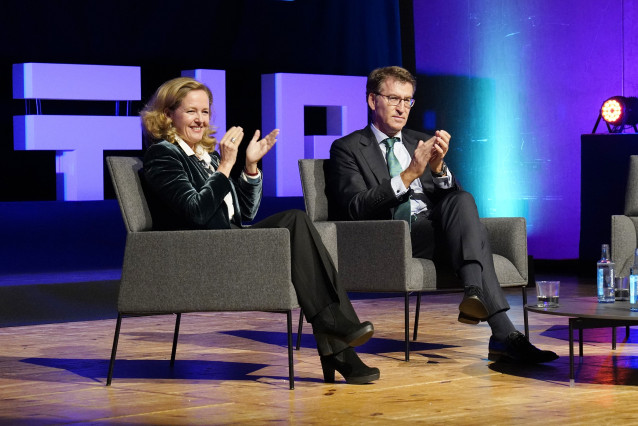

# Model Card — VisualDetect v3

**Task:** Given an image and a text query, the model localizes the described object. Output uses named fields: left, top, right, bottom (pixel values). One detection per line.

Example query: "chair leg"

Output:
left=627, top=325, right=631, bottom=340
left=287, top=310, right=295, bottom=390
left=522, top=286, right=529, bottom=338
left=404, top=293, right=410, bottom=362
left=170, top=313, right=181, bottom=366
left=296, top=309, right=304, bottom=350
left=612, top=327, right=617, bottom=350
left=106, top=313, right=123, bottom=386
left=412, top=292, right=421, bottom=342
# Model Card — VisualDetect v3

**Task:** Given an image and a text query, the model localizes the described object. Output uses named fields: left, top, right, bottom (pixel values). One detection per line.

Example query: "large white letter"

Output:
left=261, top=73, right=367, bottom=197
left=13, top=63, right=142, bottom=201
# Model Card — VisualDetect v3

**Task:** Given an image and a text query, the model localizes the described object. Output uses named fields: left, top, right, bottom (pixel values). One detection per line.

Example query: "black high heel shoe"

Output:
left=312, top=303, right=374, bottom=347
left=320, top=347, right=380, bottom=384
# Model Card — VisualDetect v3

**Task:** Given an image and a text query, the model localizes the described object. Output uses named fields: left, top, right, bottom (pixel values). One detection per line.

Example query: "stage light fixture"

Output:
left=592, top=96, right=638, bottom=133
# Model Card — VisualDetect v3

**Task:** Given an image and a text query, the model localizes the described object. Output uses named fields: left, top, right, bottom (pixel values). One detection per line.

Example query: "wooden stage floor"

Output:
left=1, top=274, right=637, bottom=424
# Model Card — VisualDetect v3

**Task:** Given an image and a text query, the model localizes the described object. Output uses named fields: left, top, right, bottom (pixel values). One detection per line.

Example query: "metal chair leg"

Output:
left=106, top=313, right=122, bottom=386
left=296, top=309, right=304, bottom=350
left=569, top=318, right=575, bottom=387
left=170, top=313, right=181, bottom=366
left=287, top=310, right=295, bottom=390
left=404, top=293, right=410, bottom=361
left=522, top=286, right=529, bottom=338
left=412, top=292, right=421, bottom=342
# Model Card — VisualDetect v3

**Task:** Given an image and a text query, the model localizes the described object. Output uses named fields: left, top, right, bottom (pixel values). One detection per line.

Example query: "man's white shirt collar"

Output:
left=371, top=124, right=403, bottom=145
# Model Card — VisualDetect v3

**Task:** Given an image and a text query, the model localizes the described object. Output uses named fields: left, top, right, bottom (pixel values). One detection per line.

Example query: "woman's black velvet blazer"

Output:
left=142, top=141, right=262, bottom=230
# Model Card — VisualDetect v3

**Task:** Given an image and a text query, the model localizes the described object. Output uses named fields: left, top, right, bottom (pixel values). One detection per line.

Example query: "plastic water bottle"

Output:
left=597, top=244, right=615, bottom=303
left=630, top=248, right=638, bottom=311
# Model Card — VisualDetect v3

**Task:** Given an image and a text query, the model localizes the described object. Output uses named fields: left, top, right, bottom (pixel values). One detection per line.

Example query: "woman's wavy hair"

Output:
left=141, top=77, right=217, bottom=151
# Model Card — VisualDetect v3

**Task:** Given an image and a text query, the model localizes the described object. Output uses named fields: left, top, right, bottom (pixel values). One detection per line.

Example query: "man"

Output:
left=328, top=66, right=557, bottom=364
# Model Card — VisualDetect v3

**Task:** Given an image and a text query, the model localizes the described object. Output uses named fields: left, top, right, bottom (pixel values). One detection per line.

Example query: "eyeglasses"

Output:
left=375, top=93, right=415, bottom=108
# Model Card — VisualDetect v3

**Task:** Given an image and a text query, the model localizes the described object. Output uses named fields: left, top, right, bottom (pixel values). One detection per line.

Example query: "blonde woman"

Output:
left=141, top=77, right=379, bottom=384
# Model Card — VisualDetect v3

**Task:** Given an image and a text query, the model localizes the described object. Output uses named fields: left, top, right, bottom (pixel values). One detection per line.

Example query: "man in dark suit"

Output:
left=328, top=66, right=557, bottom=364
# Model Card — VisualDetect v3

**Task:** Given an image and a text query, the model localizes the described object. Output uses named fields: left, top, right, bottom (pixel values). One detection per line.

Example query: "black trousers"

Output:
left=250, top=209, right=359, bottom=323
left=410, top=191, right=509, bottom=316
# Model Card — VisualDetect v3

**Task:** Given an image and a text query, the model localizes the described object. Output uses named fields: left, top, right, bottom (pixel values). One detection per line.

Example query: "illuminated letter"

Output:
left=13, top=63, right=142, bottom=201
left=261, top=73, right=367, bottom=197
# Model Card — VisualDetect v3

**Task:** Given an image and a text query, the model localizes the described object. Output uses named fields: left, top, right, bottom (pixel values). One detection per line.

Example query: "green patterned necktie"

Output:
left=382, top=137, right=411, bottom=224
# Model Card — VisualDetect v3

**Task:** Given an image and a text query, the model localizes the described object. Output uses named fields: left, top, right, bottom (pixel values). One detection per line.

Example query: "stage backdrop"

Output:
left=0, top=0, right=402, bottom=279
left=412, top=0, right=638, bottom=259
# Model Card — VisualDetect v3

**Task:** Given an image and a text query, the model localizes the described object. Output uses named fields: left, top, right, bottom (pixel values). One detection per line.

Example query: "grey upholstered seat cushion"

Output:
left=106, top=156, right=299, bottom=314
left=612, top=215, right=638, bottom=276
left=298, top=159, right=528, bottom=292
left=119, top=229, right=298, bottom=313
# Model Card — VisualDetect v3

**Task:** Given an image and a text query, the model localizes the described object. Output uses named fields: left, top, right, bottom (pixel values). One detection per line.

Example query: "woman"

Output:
left=141, top=77, right=379, bottom=384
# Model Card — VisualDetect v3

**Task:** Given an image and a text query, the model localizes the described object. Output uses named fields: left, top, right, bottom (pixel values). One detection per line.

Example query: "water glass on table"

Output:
left=615, top=276, right=629, bottom=301
left=536, top=281, right=560, bottom=308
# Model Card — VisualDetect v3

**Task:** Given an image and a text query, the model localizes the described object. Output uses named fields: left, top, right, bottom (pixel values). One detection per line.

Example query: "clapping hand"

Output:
left=429, top=130, right=451, bottom=171
left=245, top=129, right=279, bottom=173
left=217, top=126, right=245, bottom=177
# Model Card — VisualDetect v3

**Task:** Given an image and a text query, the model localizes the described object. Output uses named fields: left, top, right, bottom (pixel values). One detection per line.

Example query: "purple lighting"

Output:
left=12, top=63, right=141, bottom=100
left=13, top=115, right=141, bottom=200
left=261, top=73, right=367, bottom=197
left=12, top=63, right=142, bottom=201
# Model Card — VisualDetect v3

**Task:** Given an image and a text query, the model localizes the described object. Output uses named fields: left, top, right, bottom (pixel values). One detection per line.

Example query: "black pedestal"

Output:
left=580, top=134, right=638, bottom=269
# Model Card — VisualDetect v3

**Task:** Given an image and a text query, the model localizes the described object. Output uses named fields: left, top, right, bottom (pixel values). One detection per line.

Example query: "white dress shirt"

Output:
left=370, top=124, right=452, bottom=215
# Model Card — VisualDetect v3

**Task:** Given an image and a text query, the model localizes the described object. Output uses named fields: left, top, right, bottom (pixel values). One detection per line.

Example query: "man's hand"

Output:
left=400, top=138, right=434, bottom=188
left=429, top=130, right=451, bottom=173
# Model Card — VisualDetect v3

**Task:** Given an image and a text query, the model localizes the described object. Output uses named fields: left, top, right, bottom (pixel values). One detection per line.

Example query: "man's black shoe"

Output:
left=488, top=331, right=559, bottom=364
left=458, top=286, right=489, bottom=322
left=457, top=312, right=480, bottom=325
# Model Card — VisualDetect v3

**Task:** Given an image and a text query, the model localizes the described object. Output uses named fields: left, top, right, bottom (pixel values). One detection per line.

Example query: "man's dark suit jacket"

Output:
left=143, top=140, right=261, bottom=230
left=328, top=125, right=461, bottom=221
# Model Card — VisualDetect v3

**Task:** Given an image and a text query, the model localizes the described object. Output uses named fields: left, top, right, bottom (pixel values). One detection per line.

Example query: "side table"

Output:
left=526, top=298, right=638, bottom=386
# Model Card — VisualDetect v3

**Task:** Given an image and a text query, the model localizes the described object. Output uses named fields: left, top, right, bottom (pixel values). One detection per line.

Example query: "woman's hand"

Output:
left=245, top=129, right=279, bottom=174
left=217, top=126, right=245, bottom=177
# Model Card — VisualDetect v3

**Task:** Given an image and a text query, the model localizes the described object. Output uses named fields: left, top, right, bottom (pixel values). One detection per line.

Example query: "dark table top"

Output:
left=526, top=298, right=638, bottom=321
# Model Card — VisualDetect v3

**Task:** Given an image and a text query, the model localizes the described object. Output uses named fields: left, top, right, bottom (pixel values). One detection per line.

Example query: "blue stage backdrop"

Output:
left=2, top=0, right=637, bottom=282
left=412, top=0, right=638, bottom=259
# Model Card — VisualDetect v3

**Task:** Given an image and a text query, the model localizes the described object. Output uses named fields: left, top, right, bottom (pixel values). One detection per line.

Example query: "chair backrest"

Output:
left=625, top=155, right=638, bottom=216
left=106, top=156, right=153, bottom=233
left=298, top=159, right=330, bottom=221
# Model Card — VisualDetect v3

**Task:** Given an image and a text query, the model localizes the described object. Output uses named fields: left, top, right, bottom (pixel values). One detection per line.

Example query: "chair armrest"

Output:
left=480, top=217, right=528, bottom=282
left=119, top=228, right=297, bottom=313
left=612, top=215, right=638, bottom=276
left=333, top=220, right=412, bottom=291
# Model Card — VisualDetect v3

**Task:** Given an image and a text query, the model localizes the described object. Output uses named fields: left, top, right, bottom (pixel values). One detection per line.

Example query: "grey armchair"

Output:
left=612, top=155, right=638, bottom=276
left=106, top=156, right=299, bottom=389
left=298, top=159, right=530, bottom=361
